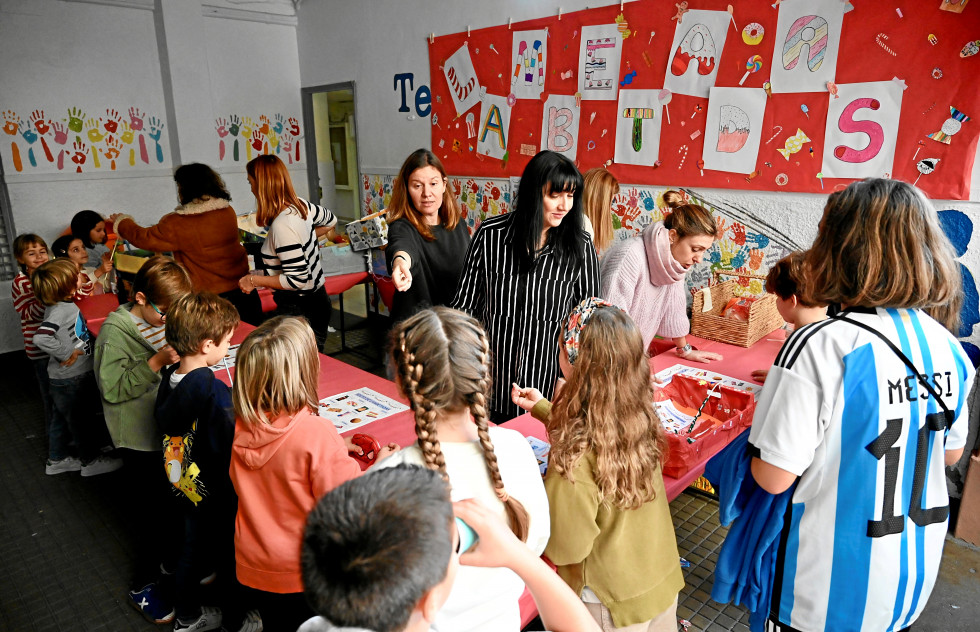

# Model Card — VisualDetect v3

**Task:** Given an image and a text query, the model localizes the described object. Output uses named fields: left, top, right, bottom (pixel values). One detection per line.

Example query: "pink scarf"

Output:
left=642, top=222, right=687, bottom=287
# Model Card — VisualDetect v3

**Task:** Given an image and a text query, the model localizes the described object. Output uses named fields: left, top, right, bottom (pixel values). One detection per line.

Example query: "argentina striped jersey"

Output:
left=748, top=307, right=975, bottom=632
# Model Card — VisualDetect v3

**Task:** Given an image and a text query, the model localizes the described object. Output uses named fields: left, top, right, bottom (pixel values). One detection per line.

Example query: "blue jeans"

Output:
left=48, top=371, right=109, bottom=463
left=32, top=358, right=55, bottom=441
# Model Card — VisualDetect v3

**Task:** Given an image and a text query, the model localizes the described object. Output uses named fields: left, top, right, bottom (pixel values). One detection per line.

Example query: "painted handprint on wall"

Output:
left=0, top=105, right=167, bottom=172
left=213, top=112, right=303, bottom=162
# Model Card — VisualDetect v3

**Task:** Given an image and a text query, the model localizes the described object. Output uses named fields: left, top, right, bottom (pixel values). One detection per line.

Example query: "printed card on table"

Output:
left=525, top=436, right=551, bottom=477
left=317, top=387, right=409, bottom=432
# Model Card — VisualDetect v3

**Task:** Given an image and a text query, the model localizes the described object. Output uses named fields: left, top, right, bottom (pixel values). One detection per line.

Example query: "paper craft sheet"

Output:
left=443, top=43, right=482, bottom=116
left=317, top=387, right=409, bottom=432
left=821, top=81, right=903, bottom=179
left=511, top=30, right=547, bottom=100
left=702, top=87, right=767, bottom=174
left=578, top=24, right=623, bottom=101
left=663, top=9, right=731, bottom=98
left=654, top=364, right=761, bottom=399
left=477, top=94, right=511, bottom=159
left=769, top=0, right=844, bottom=94
left=540, top=94, right=579, bottom=161
left=209, top=344, right=240, bottom=381
left=525, top=436, right=550, bottom=476
left=614, top=90, right=663, bottom=166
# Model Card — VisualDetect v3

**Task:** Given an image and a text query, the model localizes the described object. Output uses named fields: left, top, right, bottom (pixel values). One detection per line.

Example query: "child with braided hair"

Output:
left=379, top=306, right=550, bottom=632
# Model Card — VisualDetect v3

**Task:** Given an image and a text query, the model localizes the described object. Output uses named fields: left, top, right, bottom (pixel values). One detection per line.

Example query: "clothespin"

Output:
left=467, top=25, right=471, bottom=37
left=621, top=0, right=625, bottom=10
left=558, top=7, right=563, bottom=20
left=429, top=33, right=435, bottom=44
left=508, top=17, right=512, bottom=30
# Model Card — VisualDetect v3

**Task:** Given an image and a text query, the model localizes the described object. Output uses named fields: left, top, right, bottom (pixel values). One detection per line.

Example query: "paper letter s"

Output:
left=834, top=98, right=883, bottom=163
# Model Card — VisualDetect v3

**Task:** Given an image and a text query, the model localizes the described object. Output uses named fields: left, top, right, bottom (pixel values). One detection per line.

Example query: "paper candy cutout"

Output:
left=914, top=157, right=940, bottom=186
left=777, top=128, right=811, bottom=159
left=961, top=40, right=980, bottom=58
left=928, top=107, right=970, bottom=144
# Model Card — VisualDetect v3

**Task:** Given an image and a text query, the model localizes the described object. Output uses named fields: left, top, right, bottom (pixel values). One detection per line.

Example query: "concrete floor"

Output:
left=2, top=295, right=979, bottom=631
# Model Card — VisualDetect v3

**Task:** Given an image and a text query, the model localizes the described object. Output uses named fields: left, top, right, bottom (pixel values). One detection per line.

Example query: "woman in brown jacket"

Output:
left=109, top=163, right=261, bottom=324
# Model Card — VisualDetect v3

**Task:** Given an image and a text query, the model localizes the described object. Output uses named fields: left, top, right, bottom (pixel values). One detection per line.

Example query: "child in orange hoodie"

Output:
left=229, top=316, right=397, bottom=631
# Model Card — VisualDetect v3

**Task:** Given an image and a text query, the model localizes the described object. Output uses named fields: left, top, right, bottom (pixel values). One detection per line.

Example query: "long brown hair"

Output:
left=247, top=155, right=305, bottom=227
left=390, top=307, right=530, bottom=541
left=549, top=306, right=668, bottom=510
left=805, top=178, right=961, bottom=332
left=387, top=149, right=461, bottom=241
left=582, top=168, right=618, bottom=254
left=662, top=189, right=720, bottom=239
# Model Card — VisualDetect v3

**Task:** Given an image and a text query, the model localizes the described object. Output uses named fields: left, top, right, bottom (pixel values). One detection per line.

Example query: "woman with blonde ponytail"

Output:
left=380, top=306, right=550, bottom=632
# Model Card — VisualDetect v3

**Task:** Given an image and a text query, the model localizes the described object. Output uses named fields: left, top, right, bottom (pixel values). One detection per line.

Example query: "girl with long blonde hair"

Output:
left=381, top=306, right=550, bottom=632
left=581, top=168, right=619, bottom=256
left=237, top=155, right=340, bottom=347
left=513, top=298, right=683, bottom=632
left=230, top=316, right=396, bottom=631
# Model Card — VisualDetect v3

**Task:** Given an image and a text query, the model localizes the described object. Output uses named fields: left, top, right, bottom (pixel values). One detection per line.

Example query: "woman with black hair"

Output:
left=452, top=150, right=600, bottom=422
left=108, top=163, right=261, bottom=324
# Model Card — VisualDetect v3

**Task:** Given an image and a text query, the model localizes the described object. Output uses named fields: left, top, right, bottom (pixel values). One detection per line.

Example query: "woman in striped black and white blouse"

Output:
left=452, top=151, right=600, bottom=423
left=238, top=155, right=339, bottom=348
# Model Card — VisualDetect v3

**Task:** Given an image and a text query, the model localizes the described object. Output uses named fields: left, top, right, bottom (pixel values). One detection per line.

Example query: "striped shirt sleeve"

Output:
left=301, top=198, right=338, bottom=230
left=576, top=238, right=601, bottom=303
left=261, top=209, right=324, bottom=292
left=451, top=223, right=488, bottom=319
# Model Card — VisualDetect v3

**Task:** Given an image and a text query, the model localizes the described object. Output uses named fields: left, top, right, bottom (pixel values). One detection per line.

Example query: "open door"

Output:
left=301, top=82, right=361, bottom=223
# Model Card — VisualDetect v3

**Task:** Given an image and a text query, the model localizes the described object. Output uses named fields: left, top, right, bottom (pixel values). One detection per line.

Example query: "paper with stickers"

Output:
left=317, top=387, right=409, bottom=432
left=663, top=9, right=731, bottom=98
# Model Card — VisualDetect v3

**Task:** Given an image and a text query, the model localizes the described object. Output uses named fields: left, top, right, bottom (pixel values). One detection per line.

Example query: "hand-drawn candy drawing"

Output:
left=928, top=106, right=970, bottom=144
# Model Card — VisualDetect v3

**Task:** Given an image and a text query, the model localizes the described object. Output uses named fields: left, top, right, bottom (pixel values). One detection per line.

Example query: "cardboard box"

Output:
left=345, top=210, right=388, bottom=251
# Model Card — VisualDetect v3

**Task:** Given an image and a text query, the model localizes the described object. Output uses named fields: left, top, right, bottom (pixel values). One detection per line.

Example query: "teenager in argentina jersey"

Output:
left=452, top=151, right=600, bottom=422
left=747, top=179, right=975, bottom=632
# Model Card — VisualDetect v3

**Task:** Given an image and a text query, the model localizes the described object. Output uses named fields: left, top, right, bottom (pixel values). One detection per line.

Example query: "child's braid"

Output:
left=397, top=330, right=449, bottom=481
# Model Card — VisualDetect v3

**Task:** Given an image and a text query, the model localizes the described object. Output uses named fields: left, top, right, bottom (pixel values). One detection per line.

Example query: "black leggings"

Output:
left=272, top=286, right=332, bottom=349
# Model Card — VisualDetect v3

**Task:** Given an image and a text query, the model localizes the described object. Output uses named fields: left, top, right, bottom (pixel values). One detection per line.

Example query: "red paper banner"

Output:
left=428, top=0, right=980, bottom=199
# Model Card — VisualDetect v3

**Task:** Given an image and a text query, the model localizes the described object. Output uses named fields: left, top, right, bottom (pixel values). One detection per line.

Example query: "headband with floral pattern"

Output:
left=563, top=297, right=622, bottom=365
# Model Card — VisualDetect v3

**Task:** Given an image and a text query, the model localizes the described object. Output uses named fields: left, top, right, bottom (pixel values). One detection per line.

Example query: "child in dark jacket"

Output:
left=155, top=292, right=258, bottom=632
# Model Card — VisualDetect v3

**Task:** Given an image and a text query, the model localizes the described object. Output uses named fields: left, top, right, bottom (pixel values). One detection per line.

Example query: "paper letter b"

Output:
left=547, top=106, right=574, bottom=152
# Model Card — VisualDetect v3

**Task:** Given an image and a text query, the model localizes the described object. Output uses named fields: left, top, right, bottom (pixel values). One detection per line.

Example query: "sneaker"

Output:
left=128, top=583, right=175, bottom=624
left=81, top=454, right=123, bottom=477
left=45, top=456, right=82, bottom=475
left=174, top=606, right=222, bottom=631
left=234, top=610, right=263, bottom=632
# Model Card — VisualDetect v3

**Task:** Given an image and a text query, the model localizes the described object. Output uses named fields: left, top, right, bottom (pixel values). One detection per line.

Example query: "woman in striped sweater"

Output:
left=452, top=150, right=600, bottom=422
left=238, top=155, right=339, bottom=348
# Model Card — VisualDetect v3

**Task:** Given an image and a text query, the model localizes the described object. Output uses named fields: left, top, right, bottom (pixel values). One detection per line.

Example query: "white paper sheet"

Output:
left=663, top=9, right=731, bottom=98
left=540, top=94, right=579, bottom=161
left=443, top=43, right=482, bottom=116
left=769, top=0, right=844, bottom=94
left=476, top=94, right=511, bottom=159
left=511, top=30, right=547, bottom=100
left=578, top=24, right=623, bottom=101
left=820, top=81, right=903, bottom=179
left=614, top=89, right=663, bottom=166
left=702, top=87, right=768, bottom=174
left=317, top=387, right=409, bottom=432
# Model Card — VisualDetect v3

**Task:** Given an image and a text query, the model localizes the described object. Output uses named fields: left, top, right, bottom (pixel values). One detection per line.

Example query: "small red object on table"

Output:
left=348, top=433, right=382, bottom=466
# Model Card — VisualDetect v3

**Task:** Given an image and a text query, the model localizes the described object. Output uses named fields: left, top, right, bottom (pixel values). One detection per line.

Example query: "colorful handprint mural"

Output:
left=215, top=113, right=302, bottom=163
left=1, top=106, right=166, bottom=173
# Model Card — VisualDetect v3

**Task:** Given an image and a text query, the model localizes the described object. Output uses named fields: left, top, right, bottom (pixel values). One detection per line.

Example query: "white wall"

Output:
left=0, top=0, right=304, bottom=352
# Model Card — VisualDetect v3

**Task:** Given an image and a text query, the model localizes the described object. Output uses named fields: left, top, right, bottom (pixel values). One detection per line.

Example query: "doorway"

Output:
left=302, top=82, right=361, bottom=223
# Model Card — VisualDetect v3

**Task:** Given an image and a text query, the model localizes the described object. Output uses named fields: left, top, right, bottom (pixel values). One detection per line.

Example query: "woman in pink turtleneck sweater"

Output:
left=600, top=192, right=723, bottom=363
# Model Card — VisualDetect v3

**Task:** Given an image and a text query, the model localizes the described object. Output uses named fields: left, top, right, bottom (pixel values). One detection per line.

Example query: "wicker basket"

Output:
left=690, top=271, right=785, bottom=347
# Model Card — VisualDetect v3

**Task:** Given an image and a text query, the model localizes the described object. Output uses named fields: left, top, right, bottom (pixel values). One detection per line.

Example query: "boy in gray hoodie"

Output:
left=32, top=258, right=121, bottom=476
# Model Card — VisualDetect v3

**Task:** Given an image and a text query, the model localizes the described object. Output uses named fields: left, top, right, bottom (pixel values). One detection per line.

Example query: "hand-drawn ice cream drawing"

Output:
left=702, top=87, right=767, bottom=174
